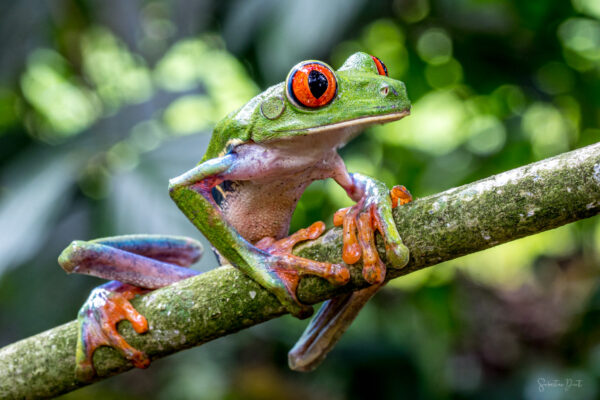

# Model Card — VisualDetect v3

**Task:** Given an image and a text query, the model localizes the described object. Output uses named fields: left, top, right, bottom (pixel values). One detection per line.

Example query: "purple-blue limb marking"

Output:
left=59, top=234, right=202, bottom=289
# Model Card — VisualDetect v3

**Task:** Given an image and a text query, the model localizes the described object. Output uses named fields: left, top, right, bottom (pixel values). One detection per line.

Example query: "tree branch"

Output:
left=2, top=143, right=600, bottom=399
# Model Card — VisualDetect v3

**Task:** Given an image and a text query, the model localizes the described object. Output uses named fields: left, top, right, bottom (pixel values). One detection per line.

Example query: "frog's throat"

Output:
left=278, top=109, right=410, bottom=135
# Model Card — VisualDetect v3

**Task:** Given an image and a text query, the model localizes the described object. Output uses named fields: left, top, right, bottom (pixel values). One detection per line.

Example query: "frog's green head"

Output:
left=207, top=52, right=410, bottom=157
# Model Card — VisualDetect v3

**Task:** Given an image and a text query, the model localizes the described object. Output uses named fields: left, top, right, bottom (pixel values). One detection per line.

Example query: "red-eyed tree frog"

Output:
left=58, top=52, right=413, bottom=380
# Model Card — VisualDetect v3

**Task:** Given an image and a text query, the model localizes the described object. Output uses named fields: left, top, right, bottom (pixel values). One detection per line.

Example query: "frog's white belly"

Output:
left=213, top=120, right=382, bottom=243
left=215, top=132, right=354, bottom=242
left=218, top=159, right=340, bottom=242
left=217, top=177, right=310, bottom=242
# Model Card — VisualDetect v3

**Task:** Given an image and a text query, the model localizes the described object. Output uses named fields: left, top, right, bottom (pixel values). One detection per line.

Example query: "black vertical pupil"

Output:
left=308, top=69, right=328, bottom=99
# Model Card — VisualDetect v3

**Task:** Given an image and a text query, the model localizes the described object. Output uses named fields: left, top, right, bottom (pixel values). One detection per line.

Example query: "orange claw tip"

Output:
left=131, top=354, right=151, bottom=369
left=336, top=265, right=351, bottom=284
left=342, top=243, right=362, bottom=265
left=306, top=221, right=326, bottom=239
left=333, top=213, right=344, bottom=227
left=390, top=185, right=413, bottom=208
left=326, top=263, right=351, bottom=285
left=362, top=263, right=386, bottom=285
left=333, top=207, right=351, bottom=226
left=131, top=315, right=149, bottom=334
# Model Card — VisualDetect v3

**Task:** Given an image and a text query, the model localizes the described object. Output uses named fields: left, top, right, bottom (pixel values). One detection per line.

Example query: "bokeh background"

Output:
left=1, top=0, right=600, bottom=399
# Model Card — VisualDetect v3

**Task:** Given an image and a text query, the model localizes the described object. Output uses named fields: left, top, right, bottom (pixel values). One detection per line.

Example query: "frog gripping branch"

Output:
left=58, top=52, right=413, bottom=379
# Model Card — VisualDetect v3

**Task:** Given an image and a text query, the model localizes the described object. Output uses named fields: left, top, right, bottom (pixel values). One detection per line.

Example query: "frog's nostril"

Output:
left=380, top=85, right=389, bottom=96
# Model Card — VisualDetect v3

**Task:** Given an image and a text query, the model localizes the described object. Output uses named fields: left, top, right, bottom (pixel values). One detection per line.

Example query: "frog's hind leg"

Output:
left=288, top=284, right=381, bottom=372
left=60, top=235, right=202, bottom=288
left=58, top=234, right=202, bottom=381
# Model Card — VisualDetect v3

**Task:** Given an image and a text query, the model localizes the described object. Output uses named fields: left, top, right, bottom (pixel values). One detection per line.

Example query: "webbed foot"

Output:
left=334, top=181, right=412, bottom=284
left=75, top=281, right=150, bottom=381
left=255, top=221, right=350, bottom=319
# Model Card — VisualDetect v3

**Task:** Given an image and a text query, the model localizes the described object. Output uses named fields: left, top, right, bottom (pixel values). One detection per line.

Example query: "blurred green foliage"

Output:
left=1, top=0, right=600, bottom=399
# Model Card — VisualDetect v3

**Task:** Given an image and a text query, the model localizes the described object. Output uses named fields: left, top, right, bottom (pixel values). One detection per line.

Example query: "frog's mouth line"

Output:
left=282, top=109, right=410, bottom=135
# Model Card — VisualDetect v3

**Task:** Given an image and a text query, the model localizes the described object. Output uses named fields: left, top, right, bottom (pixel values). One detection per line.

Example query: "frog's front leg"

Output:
left=168, top=154, right=350, bottom=319
left=289, top=161, right=412, bottom=371
left=333, top=172, right=412, bottom=282
left=58, top=235, right=202, bottom=380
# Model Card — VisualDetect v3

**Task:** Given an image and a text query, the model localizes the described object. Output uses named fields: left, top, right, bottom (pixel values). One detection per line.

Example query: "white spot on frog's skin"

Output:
left=249, top=290, right=257, bottom=299
left=567, top=187, right=572, bottom=193
left=593, top=163, right=600, bottom=184
left=481, top=232, right=491, bottom=241
left=526, top=209, right=536, bottom=217
left=90, top=295, right=107, bottom=309
left=587, top=202, right=597, bottom=210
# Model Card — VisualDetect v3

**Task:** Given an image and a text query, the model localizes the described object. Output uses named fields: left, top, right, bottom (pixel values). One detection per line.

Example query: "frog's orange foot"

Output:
left=334, top=185, right=412, bottom=284
left=334, top=200, right=386, bottom=284
left=256, top=221, right=350, bottom=316
left=75, top=282, right=150, bottom=381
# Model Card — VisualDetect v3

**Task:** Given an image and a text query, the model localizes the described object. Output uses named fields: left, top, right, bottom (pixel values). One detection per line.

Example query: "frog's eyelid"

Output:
left=370, top=55, right=388, bottom=76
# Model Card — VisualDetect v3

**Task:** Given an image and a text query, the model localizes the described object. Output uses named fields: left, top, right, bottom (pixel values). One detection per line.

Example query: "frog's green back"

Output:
left=201, top=85, right=281, bottom=162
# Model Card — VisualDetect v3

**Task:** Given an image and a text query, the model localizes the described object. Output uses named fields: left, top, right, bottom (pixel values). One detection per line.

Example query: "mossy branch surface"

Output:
left=2, top=143, right=600, bottom=399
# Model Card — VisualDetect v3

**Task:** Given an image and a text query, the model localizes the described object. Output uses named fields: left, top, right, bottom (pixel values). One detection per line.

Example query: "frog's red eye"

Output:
left=371, top=55, right=388, bottom=76
left=286, top=61, right=337, bottom=108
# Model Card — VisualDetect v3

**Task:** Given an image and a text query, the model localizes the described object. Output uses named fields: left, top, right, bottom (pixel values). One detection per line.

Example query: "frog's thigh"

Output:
left=91, top=234, right=203, bottom=267
left=288, top=284, right=382, bottom=372
left=59, top=236, right=200, bottom=289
